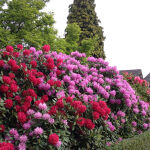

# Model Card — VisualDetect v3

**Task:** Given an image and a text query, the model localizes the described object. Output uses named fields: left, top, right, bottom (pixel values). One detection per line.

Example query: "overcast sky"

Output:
left=43, top=0, right=150, bottom=78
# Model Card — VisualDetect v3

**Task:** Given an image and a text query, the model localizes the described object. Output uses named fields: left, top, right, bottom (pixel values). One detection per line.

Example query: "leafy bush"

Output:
left=0, top=45, right=150, bottom=149
left=122, top=72, right=150, bottom=103
left=0, top=0, right=57, bottom=49
left=106, top=131, right=150, bottom=150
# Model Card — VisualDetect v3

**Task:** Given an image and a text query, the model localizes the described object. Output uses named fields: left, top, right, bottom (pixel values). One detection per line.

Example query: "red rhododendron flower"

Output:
left=22, top=102, right=31, bottom=112
left=11, top=79, right=17, bottom=84
left=23, top=89, right=37, bottom=99
left=0, top=85, right=9, bottom=93
left=0, top=125, right=5, bottom=132
left=105, top=107, right=111, bottom=114
left=17, top=112, right=27, bottom=124
left=48, top=133, right=59, bottom=145
left=47, top=57, right=54, bottom=63
left=77, top=105, right=86, bottom=114
left=48, top=106, right=58, bottom=115
left=6, top=45, right=13, bottom=53
left=30, top=60, right=37, bottom=68
left=66, top=97, right=73, bottom=103
left=99, top=101, right=107, bottom=108
left=6, top=92, right=13, bottom=98
left=37, top=72, right=44, bottom=77
left=28, top=75, right=38, bottom=86
left=23, top=49, right=31, bottom=56
left=9, top=84, right=18, bottom=92
left=54, top=80, right=62, bottom=87
left=98, top=108, right=106, bottom=117
left=72, top=101, right=82, bottom=109
left=56, top=70, right=62, bottom=76
left=0, top=60, right=4, bottom=67
left=9, top=73, right=15, bottom=79
left=25, top=96, right=32, bottom=103
left=56, top=98, right=64, bottom=108
left=20, top=63, right=27, bottom=69
left=57, top=58, right=63, bottom=66
left=42, top=95, right=48, bottom=102
left=3, top=51, right=10, bottom=57
left=8, top=59, right=16, bottom=66
left=47, top=80, right=55, bottom=86
left=36, top=78, right=41, bottom=85
left=42, top=45, right=50, bottom=52
left=91, top=101, right=100, bottom=112
left=13, top=52, right=20, bottom=57
left=15, top=105, right=21, bottom=112
left=47, top=63, right=55, bottom=70
left=17, top=44, right=23, bottom=50
left=11, top=64, right=20, bottom=72
left=103, top=115, right=109, bottom=120
left=76, top=117, right=85, bottom=127
left=34, top=100, right=43, bottom=106
left=4, top=99, right=13, bottom=109
left=93, top=111, right=100, bottom=120
left=44, top=58, right=55, bottom=69
left=85, top=119, right=95, bottom=130
left=0, top=142, right=14, bottom=150
left=2, top=76, right=11, bottom=84
left=14, top=96, right=21, bottom=102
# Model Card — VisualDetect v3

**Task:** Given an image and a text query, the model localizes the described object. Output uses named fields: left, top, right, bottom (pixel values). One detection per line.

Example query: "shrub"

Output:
left=0, top=44, right=150, bottom=149
left=105, top=131, right=150, bottom=150
left=122, top=72, right=150, bottom=103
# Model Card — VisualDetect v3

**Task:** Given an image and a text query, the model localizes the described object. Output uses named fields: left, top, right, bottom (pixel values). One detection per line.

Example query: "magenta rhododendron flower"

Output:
left=34, top=127, right=43, bottom=135
left=19, top=135, right=28, bottom=143
left=132, top=121, right=137, bottom=127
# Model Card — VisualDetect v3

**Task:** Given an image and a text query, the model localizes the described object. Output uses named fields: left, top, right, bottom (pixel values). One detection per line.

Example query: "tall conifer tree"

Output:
left=67, top=0, right=105, bottom=59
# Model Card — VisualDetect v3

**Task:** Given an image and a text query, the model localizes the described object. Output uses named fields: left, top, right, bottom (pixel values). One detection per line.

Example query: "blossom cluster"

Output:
left=0, top=142, right=14, bottom=150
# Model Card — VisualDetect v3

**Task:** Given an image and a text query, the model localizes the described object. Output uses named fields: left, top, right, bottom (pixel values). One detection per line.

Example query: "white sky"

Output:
left=43, top=0, right=150, bottom=78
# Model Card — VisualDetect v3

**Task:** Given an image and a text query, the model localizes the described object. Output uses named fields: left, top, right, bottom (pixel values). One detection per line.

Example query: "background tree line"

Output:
left=0, top=0, right=105, bottom=59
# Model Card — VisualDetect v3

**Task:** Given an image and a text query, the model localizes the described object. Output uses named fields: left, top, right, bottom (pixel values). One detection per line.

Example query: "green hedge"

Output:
left=104, top=131, right=150, bottom=150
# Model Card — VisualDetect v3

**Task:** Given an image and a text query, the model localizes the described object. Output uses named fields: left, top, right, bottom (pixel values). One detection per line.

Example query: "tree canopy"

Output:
left=0, top=0, right=56, bottom=49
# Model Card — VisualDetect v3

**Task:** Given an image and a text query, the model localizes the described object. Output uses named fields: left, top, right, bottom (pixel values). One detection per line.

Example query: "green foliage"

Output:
left=0, top=27, right=16, bottom=46
left=62, top=23, right=95, bottom=56
left=53, top=37, right=67, bottom=53
left=105, top=131, right=150, bottom=150
left=0, top=0, right=56, bottom=49
left=67, top=0, right=105, bottom=59
left=64, top=23, right=80, bottom=54
left=79, top=38, right=94, bottom=56
left=65, top=23, right=81, bottom=44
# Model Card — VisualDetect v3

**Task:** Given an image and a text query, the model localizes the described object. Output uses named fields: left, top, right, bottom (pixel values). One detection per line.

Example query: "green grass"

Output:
left=104, top=131, right=150, bottom=150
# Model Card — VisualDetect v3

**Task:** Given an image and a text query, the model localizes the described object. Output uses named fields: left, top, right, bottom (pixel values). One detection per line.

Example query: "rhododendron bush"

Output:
left=0, top=45, right=150, bottom=149
left=122, top=72, right=150, bottom=104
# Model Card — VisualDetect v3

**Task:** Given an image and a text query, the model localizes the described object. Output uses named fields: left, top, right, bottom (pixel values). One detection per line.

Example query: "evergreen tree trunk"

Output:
left=67, top=0, right=106, bottom=59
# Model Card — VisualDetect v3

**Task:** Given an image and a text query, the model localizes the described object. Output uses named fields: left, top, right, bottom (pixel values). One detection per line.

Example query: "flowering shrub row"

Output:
left=122, top=72, right=150, bottom=104
left=0, top=45, right=150, bottom=149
